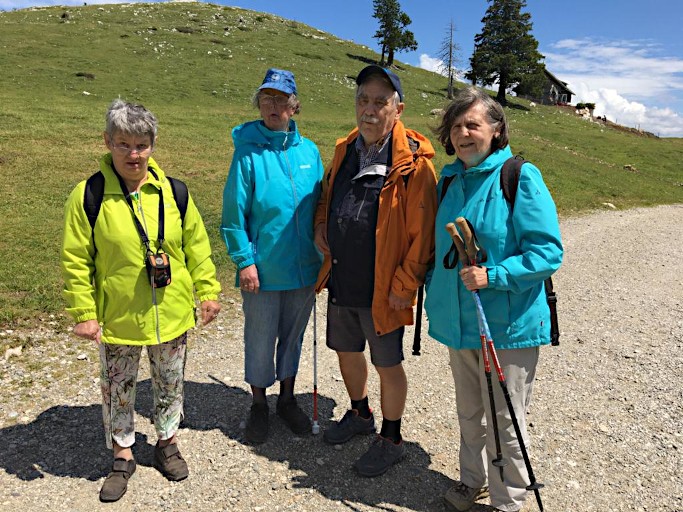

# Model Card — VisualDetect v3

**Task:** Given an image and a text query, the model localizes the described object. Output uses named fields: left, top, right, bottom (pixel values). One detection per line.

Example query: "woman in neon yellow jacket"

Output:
left=61, top=99, right=221, bottom=503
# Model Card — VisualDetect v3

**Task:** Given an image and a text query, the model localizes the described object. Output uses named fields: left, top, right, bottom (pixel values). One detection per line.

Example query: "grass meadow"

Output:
left=0, top=2, right=681, bottom=330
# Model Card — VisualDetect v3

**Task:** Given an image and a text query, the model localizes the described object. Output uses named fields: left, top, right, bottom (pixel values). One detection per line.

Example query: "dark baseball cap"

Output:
left=356, top=65, right=404, bottom=102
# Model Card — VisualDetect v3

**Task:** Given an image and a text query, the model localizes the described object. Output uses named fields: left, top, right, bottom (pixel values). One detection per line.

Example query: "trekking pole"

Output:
left=412, top=285, right=424, bottom=355
left=311, top=295, right=320, bottom=435
left=455, top=217, right=544, bottom=511
left=446, top=222, right=507, bottom=482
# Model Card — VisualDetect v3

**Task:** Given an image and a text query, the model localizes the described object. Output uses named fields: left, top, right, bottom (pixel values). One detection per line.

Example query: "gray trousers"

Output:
left=448, top=346, right=539, bottom=512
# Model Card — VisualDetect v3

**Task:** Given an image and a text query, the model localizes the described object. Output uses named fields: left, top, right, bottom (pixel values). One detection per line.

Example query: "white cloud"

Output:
left=568, top=83, right=683, bottom=137
left=419, top=53, right=470, bottom=85
left=545, top=38, right=683, bottom=137
left=419, top=53, right=443, bottom=73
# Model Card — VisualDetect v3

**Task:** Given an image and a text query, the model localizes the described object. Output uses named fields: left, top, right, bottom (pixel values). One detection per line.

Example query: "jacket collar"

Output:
left=341, top=120, right=435, bottom=179
left=440, top=145, right=514, bottom=178
left=232, top=119, right=301, bottom=150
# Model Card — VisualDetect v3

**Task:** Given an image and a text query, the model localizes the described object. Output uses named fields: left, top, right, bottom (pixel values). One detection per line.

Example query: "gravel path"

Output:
left=0, top=204, right=681, bottom=512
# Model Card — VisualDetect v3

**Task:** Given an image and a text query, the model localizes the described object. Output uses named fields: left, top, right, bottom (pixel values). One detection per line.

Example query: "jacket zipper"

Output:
left=135, top=193, right=162, bottom=344
left=283, top=133, right=304, bottom=285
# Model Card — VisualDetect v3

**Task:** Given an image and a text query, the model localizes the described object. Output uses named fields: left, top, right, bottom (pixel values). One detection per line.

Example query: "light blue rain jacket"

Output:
left=425, top=146, right=563, bottom=350
left=221, top=119, right=323, bottom=290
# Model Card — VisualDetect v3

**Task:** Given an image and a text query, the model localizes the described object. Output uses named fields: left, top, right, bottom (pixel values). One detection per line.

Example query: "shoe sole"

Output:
left=153, top=461, right=189, bottom=482
left=99, top=489, right=127, bottom=503
left=354, top=451, right=406, bottom=478
left=276, top=412, right=311, bottom=436
left=443, top=489, right=490, bottom=511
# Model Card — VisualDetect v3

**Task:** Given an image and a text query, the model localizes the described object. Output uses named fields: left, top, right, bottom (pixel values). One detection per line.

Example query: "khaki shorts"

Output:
left=326, top=303, right=404, bottom=367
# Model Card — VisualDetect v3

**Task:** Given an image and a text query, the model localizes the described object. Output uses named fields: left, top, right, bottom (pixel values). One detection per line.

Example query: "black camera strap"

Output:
left=113, top=167, right=165, bottom=253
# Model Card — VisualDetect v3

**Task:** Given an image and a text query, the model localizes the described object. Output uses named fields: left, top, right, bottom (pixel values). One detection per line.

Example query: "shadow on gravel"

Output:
left=254, top=436, right=453, bottom=512
left=138, top=376, right=454, bottom=510
left=1, top=377, right=453, bottom=510
left=0, top=404, right=150, bottom=481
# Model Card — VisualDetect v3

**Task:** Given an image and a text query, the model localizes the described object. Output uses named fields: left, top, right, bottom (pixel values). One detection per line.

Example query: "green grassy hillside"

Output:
left=0, top=2, right=681, bottom=327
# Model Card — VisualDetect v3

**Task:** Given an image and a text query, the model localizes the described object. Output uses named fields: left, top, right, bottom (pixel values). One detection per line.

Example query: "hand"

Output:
left=239, top=264, right=260, bottom=294
left=388, top=291, right=412, bottom=311
left=314, top=224, right=330, bottom=255
left=459, top=265, right=489, bottom=291
left=73, top=319, right=101, bottom=345
left=200, top=300, right=221, bottom=326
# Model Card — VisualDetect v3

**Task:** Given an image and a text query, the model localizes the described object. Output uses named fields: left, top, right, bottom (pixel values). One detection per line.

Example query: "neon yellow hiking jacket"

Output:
left=61, top=154, right=221, bottom=345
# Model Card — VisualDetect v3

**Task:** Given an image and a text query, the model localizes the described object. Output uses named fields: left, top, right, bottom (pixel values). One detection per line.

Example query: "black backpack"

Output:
left=439, top=156, right=560, bottom=346
left=83, top=170, right=189, bottom=233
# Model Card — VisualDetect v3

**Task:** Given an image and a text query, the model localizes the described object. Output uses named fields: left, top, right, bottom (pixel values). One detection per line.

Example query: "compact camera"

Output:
left=145, top=250, right=172, bottom=288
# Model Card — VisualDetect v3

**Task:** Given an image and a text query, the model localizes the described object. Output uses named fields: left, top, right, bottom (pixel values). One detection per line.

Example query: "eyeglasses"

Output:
left=109, top=143, right=154, bottom=156
left=259, top=94, right=290, bottom=108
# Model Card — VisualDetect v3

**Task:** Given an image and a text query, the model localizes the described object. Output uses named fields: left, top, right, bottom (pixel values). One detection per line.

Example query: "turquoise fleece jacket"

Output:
left=221, top=119, right=323, bottom=290
left=425, top=146, right=563, bottom=350
left=61, top=154, right=221, bottom=345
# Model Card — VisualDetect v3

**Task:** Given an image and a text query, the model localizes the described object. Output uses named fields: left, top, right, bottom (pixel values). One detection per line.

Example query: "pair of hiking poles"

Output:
left=446, top=217, right=544, bottom=512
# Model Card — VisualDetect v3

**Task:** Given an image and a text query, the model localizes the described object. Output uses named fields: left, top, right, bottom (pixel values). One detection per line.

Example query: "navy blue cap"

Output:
left=258, top=68, right=297, bottom=96
left=356, top=65, right=404, bottom=101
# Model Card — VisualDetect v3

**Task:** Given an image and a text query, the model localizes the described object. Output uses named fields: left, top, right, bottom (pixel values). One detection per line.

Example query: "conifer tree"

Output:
left=373, top=0, right=418, bottom=66
left=466, top=0, right=544, bottom=105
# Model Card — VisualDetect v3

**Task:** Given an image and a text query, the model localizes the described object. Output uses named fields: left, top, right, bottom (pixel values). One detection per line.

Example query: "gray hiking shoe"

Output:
left=354, top=435, right=406, bottom=477
left=323, top=409, right=375, bottom=444
left=443, top=481, right=490, bottom=511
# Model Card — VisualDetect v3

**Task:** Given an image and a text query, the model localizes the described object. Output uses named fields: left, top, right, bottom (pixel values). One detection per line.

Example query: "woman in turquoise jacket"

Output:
left=425, top=87, right=563, bottom=512
left=221, top=68, right=323, bottom=444
left=61, top=100, right=221, bottom=502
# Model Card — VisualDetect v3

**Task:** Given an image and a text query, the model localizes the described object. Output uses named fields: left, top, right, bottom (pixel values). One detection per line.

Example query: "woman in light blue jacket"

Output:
left=221, top=68, right=323, bottom=444
left=425, top=87, right=563, bottom=512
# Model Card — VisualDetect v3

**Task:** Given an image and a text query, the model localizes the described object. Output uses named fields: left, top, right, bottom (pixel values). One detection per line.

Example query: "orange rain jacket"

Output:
left=315, top=120, right=437, bottom=336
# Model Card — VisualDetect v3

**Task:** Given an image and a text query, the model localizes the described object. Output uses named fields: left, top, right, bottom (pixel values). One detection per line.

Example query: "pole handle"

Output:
left=455, top=217, right=479, bottom=264
left=445, top=222, right=469, bottom=267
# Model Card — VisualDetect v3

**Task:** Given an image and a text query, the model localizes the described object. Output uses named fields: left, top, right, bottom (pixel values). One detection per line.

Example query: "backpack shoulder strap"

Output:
left=168, top=177, right=189, bottom=224
left=500, top=155, right=526, bottom=211
left=84, top=171, right=104, bottom=230
left=439, top=175, right=456, bottom=203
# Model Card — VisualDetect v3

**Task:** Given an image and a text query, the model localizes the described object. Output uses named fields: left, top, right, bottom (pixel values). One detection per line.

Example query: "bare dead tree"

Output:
left=437, top=19, right=460, bottom=99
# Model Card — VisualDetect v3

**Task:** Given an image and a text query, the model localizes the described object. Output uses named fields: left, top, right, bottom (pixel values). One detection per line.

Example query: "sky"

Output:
left=3, top=0, right=683, bottom=137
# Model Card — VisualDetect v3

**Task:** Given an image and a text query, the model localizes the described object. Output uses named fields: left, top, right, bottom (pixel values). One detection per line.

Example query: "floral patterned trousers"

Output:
left=98, top=333, right=187, bottom=449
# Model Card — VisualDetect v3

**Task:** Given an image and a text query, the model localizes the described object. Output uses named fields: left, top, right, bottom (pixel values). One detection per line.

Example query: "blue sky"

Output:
left=3, top=0, right=683, bottom=137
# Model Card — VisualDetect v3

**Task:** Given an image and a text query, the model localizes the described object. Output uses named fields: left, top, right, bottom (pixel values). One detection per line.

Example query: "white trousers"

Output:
left=448, top=346, right=539, bottom=512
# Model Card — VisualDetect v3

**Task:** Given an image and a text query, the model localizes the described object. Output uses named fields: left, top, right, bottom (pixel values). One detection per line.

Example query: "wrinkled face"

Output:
left=449, top=102, right=500, bottom=169
left=104, top=131, right=153, bottom=186
left=258, top=88, right=295, bottom=131
left=355, top=78, right=403, bottom=147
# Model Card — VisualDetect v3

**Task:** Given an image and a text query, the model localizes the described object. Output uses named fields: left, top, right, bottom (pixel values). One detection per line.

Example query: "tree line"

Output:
left=372, top=0, right=546, bottom=105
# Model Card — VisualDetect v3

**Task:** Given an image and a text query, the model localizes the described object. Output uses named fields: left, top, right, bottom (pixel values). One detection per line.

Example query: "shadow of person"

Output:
left=0, top=404, right=149, bottom=481
left=135, top=375, right=452, bottom=509
left=133, top=375, right=338, bottom=445
left=250, top=433, right=452, bottom=511
left=0, top=378, right=258, bottom=482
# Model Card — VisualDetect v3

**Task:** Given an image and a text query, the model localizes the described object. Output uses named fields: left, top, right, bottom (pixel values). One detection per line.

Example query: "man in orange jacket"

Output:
left=314, top=65, right=437, bottom=477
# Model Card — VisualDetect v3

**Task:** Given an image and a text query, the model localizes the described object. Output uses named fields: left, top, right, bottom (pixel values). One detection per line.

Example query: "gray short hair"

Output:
left=434, top=87, right=509, bottom=156
left=105, top=99, right=158, bottom=145
left=251, top=90, right=301, bottom=114
left=356, top=75, right=401, bottom=108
